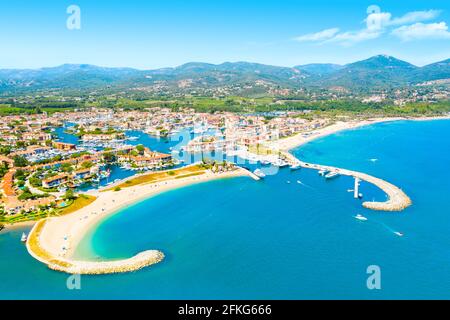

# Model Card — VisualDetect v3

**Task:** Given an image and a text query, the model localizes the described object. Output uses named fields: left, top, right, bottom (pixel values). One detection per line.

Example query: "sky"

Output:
left=0, top=0, right=449, bottom=69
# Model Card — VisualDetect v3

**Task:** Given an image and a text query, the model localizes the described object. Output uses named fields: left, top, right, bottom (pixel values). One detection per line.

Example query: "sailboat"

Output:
left=21, top=232, right=28, bottom=243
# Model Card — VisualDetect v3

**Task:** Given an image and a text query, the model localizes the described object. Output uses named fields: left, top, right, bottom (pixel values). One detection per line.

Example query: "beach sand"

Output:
left=269, top=116, right=450, bottom=151
left=37, top=168, right=250, bottom=261
left=268, top=118, right=401, bottom=151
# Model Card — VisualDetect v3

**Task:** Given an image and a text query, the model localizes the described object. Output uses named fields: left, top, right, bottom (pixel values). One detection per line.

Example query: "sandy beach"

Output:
left=269, top=116, right=450, bottom=151
left=33, top=167, right=251, bottom=265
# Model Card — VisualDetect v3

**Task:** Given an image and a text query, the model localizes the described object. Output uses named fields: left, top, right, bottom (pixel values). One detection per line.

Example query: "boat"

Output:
left=21, top=232, right=27, bottom=243
left=99, top=169, right=111, bottom=180
left=290, top=164, right=301, bottom=171
left=354, top=214, right=368, bottom=221
left=253, top=169, right=266, bottom=179
left=318, top=169, right=329, bottom=176
left=394, top=232, right=404, bottom=237
left=273, top=159, right=289, bottom=168
left=325, top=172, right=340, bottom=179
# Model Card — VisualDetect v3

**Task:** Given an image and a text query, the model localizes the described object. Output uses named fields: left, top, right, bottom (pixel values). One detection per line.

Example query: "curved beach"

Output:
left=27, top=167, right=251, bottom=274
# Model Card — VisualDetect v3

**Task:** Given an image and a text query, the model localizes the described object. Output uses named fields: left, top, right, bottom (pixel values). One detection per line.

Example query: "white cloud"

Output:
left=391, top=22, right=450, bottom=41
left=326, top=30, right=382, bottom=45
left=294, top=28, right=340, bottom=42
left=293, top=7, right=446, bottom=46
left=389, top=10, right=441, bottom=26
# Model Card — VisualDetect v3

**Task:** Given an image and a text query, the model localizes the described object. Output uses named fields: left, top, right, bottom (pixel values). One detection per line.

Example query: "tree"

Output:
left=102, top=152, right=116, bottom=163
left=13, top=155, right=29, bottom=167
left=16, top=141, right=26, bottom=149
left=29, top=176, right=42, bottom=187
left=136, top=144, right=145, bottom=154
left=0, top=146, right=11, bottom=155
left=60, top=163, right=74, bottom=173
left=81, top=161, right=93, bottom=169
left=64, top=189, right=76, bottom=200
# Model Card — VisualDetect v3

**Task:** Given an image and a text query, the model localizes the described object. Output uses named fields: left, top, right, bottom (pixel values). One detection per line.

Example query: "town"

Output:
left=0, top=107, right=333, bottom=225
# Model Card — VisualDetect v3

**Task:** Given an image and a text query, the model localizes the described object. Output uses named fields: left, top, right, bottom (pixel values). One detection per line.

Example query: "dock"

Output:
left=26, top=220, right=164, bottom=275
left=280, top=151, right=412, bottom=212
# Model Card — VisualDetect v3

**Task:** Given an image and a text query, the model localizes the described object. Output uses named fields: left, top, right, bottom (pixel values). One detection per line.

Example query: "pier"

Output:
left=280, top=151, right=412, bottom=212
left=26, top=220, right=164, bottom=275
left=48, top=251, right=165, bottom=275
left=354, top=178, right=360, bottom=199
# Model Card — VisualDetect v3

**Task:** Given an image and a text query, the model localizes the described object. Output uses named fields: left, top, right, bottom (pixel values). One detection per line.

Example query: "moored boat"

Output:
left=324, top=172, right=340, bottom=179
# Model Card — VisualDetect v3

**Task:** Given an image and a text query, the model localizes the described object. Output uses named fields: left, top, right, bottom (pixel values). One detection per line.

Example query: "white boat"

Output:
left=394, top=231, right=404, bottom=237
left=273, top=159, right=289, bottom=167
left=318, top=169, right=329, bottom=176
left=21, top=232, right=28, bottom=243
left=325, top=172, right=340, bottom=179
left=99, top=170, right=111, bottom=179
left=354, top=214, right=368, bottom=221
left=290, top=164, right=301, bottom=171
left=253, top=169, right=266, bottom=179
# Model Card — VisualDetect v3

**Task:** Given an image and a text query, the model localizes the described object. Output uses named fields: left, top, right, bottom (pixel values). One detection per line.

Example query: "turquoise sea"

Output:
left=1, top=119, right=450, bottom=299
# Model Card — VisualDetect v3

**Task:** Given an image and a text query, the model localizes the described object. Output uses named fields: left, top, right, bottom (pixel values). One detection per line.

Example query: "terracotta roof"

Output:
left=2, top=170, right=15, bottom=197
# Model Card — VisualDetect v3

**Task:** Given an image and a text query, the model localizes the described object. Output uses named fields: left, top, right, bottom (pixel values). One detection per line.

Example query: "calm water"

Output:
left=2, top=119, right=450, bottom=299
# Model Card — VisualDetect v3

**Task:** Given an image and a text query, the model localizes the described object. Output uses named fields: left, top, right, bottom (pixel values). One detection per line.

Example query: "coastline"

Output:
left=2, top=220, right=36, bottom=232
left=270, top=115, right=450, bottom=152
left=24, top=115, right=450, bottom=273
left=265, top=116, right=450, bottom=212
left=27, top=167, right=252, bottom=274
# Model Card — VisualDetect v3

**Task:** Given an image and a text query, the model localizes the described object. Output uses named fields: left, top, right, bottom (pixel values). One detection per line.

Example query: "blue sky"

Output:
left=1, top=0, right=449, bottom=69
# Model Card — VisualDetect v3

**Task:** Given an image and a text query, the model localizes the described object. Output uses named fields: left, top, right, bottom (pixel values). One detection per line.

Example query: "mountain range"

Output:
left=0, top=55, right=449, bottom=94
